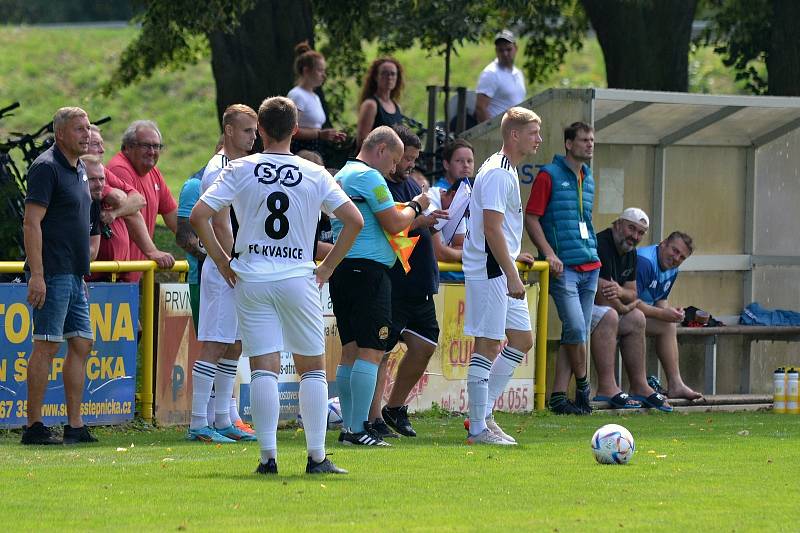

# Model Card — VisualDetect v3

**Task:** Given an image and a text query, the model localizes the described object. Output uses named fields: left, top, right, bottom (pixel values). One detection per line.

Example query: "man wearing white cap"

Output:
left=474, top=29, right=527, bottom=123
left=590, top=208, right=672, bottom=411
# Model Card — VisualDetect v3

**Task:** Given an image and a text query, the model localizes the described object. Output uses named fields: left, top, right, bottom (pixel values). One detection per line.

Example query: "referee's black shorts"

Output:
left=385, top=291, right=440, bottom=352
left=330, top=258, right=392, bottom=351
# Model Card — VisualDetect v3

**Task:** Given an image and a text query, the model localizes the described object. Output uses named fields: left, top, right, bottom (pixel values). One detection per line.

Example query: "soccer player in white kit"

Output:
left=462, top=107, right=541, bottom=445
left=188, top=104, right=258, bottom=443
left=191, top=97, right=364, bottom=475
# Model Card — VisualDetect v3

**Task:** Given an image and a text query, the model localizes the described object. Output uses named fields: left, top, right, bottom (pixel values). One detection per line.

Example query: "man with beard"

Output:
left=589, top=208, right=671, bottom=411
left=368, top=124, right=446, bottom=439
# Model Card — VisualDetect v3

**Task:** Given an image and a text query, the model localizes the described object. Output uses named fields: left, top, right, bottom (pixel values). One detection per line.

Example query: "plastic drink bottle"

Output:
left=773, top=368, right=786, bottom=413
left=786, top=368, right=799, bottom=414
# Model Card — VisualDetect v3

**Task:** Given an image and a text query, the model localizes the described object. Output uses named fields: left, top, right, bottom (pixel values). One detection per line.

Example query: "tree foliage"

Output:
left=701, top=0, right=800, bottom=96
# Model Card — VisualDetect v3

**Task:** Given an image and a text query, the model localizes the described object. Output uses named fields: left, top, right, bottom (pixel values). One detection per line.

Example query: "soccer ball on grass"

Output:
left=590, top=424, right=635, bottom=465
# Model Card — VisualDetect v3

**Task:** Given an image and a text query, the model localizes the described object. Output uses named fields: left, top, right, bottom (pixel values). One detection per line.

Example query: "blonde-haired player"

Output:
left=462, top=107, right=541, bottom=445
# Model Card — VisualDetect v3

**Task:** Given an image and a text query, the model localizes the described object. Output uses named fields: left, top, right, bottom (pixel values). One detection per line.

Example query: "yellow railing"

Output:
left=0, top=260, right=189, bottom=423
left=2, top=258, right=549, bottom=416
left=438, top=260, right=550, bottom=411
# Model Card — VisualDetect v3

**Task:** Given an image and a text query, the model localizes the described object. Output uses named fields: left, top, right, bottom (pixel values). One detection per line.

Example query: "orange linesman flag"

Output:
left=384, top=203, right=420, bottom=273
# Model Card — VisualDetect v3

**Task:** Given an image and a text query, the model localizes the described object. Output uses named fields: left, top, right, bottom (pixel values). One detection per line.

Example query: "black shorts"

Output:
left=330, top=258, right=392, bottom=351
left=386, top=291, right=440, bottom=352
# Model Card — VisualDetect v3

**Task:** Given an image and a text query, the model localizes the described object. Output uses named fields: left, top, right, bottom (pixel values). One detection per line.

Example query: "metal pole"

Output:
left=426, top=85, right=439, bottom=173
left=534, top=263, right=550, bottom=411
left=455, top=87, right=467, bottom=134
left=140, top=264, right=156, bottom=423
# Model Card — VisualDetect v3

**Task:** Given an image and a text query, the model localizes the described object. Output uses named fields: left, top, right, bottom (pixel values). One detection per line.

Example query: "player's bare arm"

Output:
left=315, top=201, right=364, bottom=287
left=190, top=200, right=236, bottom=287
left=524, top=212, right=563, bottom=276
left=484, top=209, right=525, bottom=299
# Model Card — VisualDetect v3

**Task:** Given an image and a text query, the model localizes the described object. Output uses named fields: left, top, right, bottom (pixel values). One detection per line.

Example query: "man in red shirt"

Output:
left=88, top=126, right=174, bottom=280
left=525, top=122, right=601, bottom=415
left=108, top=120, right=178, bottom=281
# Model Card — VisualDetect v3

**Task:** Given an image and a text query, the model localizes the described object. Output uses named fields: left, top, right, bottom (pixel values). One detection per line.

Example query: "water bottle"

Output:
left=787, top=368, right=799, bottom=414
left=773, top=368, right=786, bottom=413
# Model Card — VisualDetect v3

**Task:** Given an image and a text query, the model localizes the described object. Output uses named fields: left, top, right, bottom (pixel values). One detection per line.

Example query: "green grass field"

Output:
left=2, top=411, right=798, bottom=532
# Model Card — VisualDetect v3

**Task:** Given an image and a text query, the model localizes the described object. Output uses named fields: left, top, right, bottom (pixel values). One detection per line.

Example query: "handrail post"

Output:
left=534, top=263, right=550, bottom=411
left=140, top=262, right=156, bottom=423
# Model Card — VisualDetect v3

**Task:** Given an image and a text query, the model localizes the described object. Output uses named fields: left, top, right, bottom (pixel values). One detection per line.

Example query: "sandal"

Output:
left=593, top=392, right=641, bottom=409
left=631, top=392, right=673, bottom=413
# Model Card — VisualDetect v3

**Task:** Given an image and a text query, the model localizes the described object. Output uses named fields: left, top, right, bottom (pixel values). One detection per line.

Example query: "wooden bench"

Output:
left=675, top=325, right=800, bottom=395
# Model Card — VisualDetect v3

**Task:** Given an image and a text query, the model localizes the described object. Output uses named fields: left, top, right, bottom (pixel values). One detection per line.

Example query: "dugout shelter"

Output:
left=462, top=88, right=800, bottom=395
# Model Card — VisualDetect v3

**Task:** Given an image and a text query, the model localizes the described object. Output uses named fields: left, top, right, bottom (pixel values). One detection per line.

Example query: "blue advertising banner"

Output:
left=0, top=282, right=139, bottom=428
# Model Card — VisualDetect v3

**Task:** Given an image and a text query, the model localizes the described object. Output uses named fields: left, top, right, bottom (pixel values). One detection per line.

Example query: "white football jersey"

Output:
left=201, top=152, right=233, bottom=235
left=200, top=152, right=349, bottom=282
left=462, top=152, right=523, bottom=280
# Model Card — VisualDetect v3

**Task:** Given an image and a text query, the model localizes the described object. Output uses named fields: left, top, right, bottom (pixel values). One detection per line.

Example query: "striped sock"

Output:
left=350, top=360, right=379, bottom=433
left=335, top=365, right=353, bottom=431
left=251, top=370, right=279, bottom=461
left=467, top=353, right=492, bottom=435
left=190, top=361, right=216, bottom=430
left=575, top=375, right=590, bottom=392
left=549, top=391, right=568, bottom=408
left=214, top=358, right=238, bottom=428
left=299, top=370, right=328, bottom=463
left=206, top=390, right=215, bottom=427
left=486, top=346, right=525, bottom=419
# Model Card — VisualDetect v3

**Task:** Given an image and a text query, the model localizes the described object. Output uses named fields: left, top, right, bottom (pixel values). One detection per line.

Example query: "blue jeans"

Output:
left=28, top=274, right=93, bottom=342
left=549, top=267, right=599, bottom=344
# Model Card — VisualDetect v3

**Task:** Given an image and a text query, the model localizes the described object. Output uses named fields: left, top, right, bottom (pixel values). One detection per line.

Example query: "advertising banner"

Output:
left=0, top=282, right=138, bottom=428
left=153, top=283, right=202, bottom=425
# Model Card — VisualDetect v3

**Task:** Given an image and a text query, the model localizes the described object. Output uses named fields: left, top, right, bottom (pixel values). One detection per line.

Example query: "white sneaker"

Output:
left=485, top=417, right=517, bottom=444
left=466, top=428, right=516, bottom=446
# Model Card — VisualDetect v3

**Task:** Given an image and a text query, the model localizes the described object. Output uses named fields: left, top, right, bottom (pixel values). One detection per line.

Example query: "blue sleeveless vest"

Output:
left=538, top=155, right=599, bottom=266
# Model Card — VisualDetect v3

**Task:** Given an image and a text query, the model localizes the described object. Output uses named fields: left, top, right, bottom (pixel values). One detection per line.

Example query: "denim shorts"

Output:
left=28, top=274, right=93, bottom=343
left=549, top=267, right=599, bottom=344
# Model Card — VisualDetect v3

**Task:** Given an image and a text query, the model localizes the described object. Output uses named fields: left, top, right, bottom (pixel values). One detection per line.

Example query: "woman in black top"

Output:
left=356, top=57, right=405, bottom=148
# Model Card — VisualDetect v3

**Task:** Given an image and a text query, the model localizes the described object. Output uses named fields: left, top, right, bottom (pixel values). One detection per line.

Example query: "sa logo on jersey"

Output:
left=254, top=163, right=303, bottom=187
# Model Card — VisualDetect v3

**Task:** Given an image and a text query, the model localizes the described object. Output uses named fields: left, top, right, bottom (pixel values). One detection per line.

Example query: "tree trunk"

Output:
left=581, top=0, right=697, bottom=92
left=767, top=0, right=800, bottom=96
left=207, top=0, right=314, bottom=126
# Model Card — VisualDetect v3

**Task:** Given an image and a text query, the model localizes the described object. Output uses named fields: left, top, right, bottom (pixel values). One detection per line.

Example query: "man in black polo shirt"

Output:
left=369, top=124, right=446, bottom=438
left=590, top=208, right=671, bottom=411
left=22, top=107, right=99, bottom=445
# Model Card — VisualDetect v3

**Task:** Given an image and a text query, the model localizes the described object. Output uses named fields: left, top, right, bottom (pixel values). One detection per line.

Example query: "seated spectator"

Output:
left=475, top=29, right=526, bottom=123
left=288, top=43, right=346, bottom=154
left=636, top=231, right=703, bottom=401
left=590, top=208, right=671, bottom=411
left=430, top=180, right=467, bottom=283
left=356, top=57, right=406, bottom=148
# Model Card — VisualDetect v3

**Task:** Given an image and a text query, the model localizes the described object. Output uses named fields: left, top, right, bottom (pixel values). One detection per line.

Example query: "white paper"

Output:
left=438, top=181, right=471, bottom=245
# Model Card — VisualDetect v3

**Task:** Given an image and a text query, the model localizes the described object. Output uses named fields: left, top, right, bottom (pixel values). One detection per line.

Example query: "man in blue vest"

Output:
left=525, top=122, right=600, bottom=415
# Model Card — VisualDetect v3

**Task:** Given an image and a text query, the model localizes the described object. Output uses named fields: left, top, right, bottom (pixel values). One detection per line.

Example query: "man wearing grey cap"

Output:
left=590, top=208, right=672, bottom=411
left=474, top=29, right=527, bottom=123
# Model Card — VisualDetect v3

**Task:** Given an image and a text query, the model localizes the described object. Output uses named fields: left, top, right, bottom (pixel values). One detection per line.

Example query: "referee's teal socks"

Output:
left=335, top=365, right=353, bottom=430
left=349, top=359, right=379, bottom=433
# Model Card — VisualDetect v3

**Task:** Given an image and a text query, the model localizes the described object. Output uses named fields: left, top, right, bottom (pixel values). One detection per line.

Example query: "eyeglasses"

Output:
left=132, top=142, right=166, bottom=151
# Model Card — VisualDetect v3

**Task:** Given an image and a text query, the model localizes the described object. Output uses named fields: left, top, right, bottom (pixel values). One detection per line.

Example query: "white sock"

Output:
left=251, top=370, right=279, bottom=462
left=485, top=346, right=525, bottom=419
left=299, top=370, right=328, bottom=463
left=206, top=391, right=215, bottom=427
left=467, top=353, right=491, bottom=435
left=214, top=358, right=238, bottom=428
left=190, top=361, right=216, bottom=430
left=229, top=396, right=242, bottom=424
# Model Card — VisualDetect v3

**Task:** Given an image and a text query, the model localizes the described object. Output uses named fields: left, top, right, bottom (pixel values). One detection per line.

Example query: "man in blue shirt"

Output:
left=636, top=231, right=703, bottom=401
left=330, top=126, right=430, bottom=447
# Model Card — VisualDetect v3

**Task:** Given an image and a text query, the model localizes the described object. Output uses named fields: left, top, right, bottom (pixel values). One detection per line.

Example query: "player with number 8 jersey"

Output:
left=191, top=97, right=364, bottom=476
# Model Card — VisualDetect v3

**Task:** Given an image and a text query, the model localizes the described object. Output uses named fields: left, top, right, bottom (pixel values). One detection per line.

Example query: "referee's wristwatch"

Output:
left=406, top=200, right=422, bottom=217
